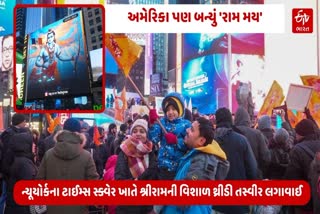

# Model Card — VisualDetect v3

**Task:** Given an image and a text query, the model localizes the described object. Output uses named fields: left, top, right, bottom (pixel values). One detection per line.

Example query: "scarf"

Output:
left=120, top=136, right=153, bottom=179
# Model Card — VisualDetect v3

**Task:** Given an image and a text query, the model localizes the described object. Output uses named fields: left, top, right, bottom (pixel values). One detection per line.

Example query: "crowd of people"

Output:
left=0, top=92, right=319, bottom=214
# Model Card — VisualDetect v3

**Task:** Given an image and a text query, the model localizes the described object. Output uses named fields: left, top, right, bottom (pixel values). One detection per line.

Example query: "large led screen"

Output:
left=182, top=54, right=228, bottom=114
left=182, top=33, right=264, bottom=114
left=25, top=11, right=90, bottom=101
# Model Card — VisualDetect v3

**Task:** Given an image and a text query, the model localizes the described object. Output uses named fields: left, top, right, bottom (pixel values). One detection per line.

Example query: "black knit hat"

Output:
left=12, top=113, right=26, bottom=126
left=63, top=118, right=81, bottom=132
left=215, top=107, right=233, bottom=128
left=295, top=119, right=317, bottom=137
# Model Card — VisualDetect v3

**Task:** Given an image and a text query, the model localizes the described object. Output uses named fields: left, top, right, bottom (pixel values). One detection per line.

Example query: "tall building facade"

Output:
left=82, top=7, right=103, bottom=51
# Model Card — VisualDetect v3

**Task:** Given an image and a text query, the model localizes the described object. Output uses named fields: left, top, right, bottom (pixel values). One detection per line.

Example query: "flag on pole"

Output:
left=105, top=33, right=143, bottom=77
left=114, top=87, right=127, bottom=122
left=287, top=110, right=305, bottom=128
left=258, top=80, right=284, bottom=117
left=300, top=75, right=320, bottom=127
left=93, top=125, right=102, bottom=146
left=45, top=113, right=61, bottom=134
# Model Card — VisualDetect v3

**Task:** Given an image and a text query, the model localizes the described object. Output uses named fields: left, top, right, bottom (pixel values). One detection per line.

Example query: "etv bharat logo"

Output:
left=292, top=9, right=313, bottom=33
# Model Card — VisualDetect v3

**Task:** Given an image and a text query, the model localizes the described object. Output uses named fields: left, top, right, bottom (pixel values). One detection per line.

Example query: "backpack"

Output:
left=296, top=143, right=320, bottom=213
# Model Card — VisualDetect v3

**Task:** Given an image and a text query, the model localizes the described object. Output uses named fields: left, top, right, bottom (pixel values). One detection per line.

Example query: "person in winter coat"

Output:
left=103, top=155, right=118, bottom=214
left=162, top=117, right=229, bottom=214
left=257, top=115, right=274, bottom=144
left=213, top=107, right=258, bottom=214
left=110, top=123, right=128, bottom=155
left=37, top=118, right=99, bottom=214
left=265, top=128, right=291, bottom=179
left=284, top=119, right=320, bottom=213
left=234, top=107, right=270, bottom=178
left=87, top=126, right=106, bottom=178
left=38, top=125, right=63, bottom=162
left=4, top=132, right=37, bottom=214
left=148, top=92, right=192, bottom=180
left=115, top=119, right=158, bottom=214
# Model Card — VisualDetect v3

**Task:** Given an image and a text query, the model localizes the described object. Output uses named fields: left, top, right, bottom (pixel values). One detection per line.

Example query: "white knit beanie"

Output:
left=130, top=119, right=148, bottom=134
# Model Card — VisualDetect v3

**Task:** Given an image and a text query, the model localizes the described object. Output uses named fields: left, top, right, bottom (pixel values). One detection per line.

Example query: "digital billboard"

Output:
left=182, top=33, right=264, bottom=114
left=0, top=0, right=15, bottom=36
left=182, top=54, right=228, bottom=114
left=25, top=11, right=91, bottom=101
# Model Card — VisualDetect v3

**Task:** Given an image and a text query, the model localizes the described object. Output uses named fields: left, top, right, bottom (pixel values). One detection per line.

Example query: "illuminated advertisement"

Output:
left=25, top=11, right=91, bottom=101
left=0, top=0, right=15, bottom=36
left=182, top=54, right=228, bottom=114
left=89, top=48, right=102, bottom=82
left=106, top=48, right=118, bottom=75
left=182, top=33, right=264, bottom=114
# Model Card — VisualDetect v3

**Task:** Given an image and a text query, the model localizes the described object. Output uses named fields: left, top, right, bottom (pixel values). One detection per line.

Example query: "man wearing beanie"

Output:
left=148, top=92, right=191, bottom=180
left=37, top=117, right=99, bottom=214
left=0, top=113, right=29, bottom=213
left=0, top=114, right=29, bottom=174
left=284, top=119, right=320, bottom=213
left=213, top=107, right=258, bottom=214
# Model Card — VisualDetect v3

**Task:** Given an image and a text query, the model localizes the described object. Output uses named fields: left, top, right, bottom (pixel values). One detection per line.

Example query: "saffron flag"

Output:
left=105, top=34, right=143, bottom=77
left=258, top=80, right=284, bottom=117
left=93, top=125, right=102, bottom=146
left=300, top=75, right=320, bottom=127
left=287, top=110, right=305, bottom=128
left=114, top=87, right=127, bottom=122
left=46, top=113, right=61, bottom=134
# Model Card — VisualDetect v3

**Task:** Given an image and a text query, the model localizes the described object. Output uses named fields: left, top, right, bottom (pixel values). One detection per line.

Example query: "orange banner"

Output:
left=114, top=87, right=127, bottom=122
left=300, top=75, right=320, bottom=127
left=258, top=80, right=284, bottom=117
left=93, top=125, right=102, bottom=146
left=46, top=114, right=61, bottom=134
left=287, top=110, right=305, bottom=128
left=105, top=34, right=143, bottom=77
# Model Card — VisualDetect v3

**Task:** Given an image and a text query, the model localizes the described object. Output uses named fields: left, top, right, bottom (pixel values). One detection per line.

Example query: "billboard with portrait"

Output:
left=0, top=35, right=13, bottom=98
left=25, top=11, right=91, bottom=101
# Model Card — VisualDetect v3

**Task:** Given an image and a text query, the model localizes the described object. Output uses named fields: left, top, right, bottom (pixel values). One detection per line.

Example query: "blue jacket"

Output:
left=162, top=141, right=229, bottom=214
left=148, top=92, right=191, bottom=172
left=148, top=117, right=191, bottom=172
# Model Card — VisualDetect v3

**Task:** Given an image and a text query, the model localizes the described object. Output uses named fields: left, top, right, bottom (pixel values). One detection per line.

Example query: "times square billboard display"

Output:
left=181, top=33, right=264, bottom=114
left=24, top=10, right=91, bottom=101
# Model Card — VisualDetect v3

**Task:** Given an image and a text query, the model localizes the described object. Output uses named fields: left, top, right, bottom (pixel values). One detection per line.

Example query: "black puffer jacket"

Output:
left=5, top=132, right=37, bottom=214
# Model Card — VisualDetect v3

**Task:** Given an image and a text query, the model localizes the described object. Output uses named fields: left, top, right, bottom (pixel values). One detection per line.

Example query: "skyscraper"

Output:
left=82, top=7, right=103, bottom=51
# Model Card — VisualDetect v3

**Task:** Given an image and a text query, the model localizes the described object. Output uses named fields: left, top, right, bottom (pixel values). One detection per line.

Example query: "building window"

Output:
left=95, top=8, right=100, bottom=15
left=97, top=25, right=102, bottom=32
left=88, top=11, right=92, bottom=17
left=90, top=28, right=95, bottom=34
left=96, top=17, right=101, bottom=23
left=89, top=19, right=94, bottom=25
left=91, top=36, right=96, bottom=43
left=100, top=44, right=103, bottom=48
left=99, top=34, right=103, bottom=41
left=93, top=45, right=97, bottom=49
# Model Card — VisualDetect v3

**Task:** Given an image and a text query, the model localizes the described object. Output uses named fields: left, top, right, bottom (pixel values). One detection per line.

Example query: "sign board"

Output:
left=155, top=96, right=164, bottom=116
left=131, top=105, right=149, bottom=116
left=286, top=84, right=313, bottom=112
